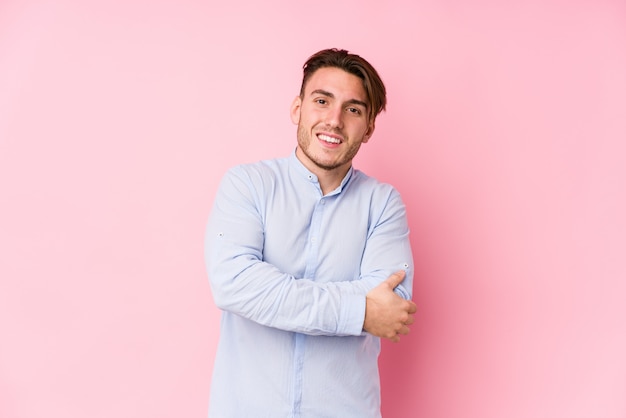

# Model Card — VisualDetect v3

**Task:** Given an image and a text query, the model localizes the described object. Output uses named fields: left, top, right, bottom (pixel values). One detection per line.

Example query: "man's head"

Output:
left=299, top=48, right=386, bottom=123
left=291, top=49, right=387, bottom=180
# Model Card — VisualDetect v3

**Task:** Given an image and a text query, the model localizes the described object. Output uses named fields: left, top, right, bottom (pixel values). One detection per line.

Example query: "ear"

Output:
left=290, top=96, right=302, bottom=125
left=362, top=119, right=375, bottom=143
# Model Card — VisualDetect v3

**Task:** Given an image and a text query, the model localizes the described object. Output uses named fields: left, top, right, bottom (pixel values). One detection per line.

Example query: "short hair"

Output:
left=299, top=48, right=387, bottom=122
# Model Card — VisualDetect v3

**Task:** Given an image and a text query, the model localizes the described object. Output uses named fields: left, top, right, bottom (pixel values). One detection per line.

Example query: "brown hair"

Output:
left=300, top=48, right=387, bottom=122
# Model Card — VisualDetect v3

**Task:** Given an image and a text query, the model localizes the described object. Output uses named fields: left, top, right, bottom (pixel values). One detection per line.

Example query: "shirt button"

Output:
left=311, top=237, right=316, bottom=243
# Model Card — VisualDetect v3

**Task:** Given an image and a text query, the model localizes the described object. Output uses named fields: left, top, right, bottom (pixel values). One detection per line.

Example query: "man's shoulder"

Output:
left=348, top=170, right=406, bottom=218
left=350, top=169, right=399, bottom=196
left=226, top=156, right=288, bottom=178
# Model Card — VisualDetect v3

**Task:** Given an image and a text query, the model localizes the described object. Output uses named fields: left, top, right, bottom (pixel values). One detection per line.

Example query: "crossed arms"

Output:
left=205, top=166, right=417, bottom=342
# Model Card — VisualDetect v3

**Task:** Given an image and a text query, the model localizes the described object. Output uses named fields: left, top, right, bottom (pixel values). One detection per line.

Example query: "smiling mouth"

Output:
left=317, top=133, right=342, bottom=144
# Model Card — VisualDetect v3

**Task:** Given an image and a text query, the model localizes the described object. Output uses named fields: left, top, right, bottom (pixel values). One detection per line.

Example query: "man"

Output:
left=205, top=48, right=416, bottom=418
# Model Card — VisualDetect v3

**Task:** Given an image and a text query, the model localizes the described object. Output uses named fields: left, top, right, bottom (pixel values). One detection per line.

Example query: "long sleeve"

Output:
left=204, top=159, right=413, bottom=337
left=205, top=167, right=365, bottom=336
left=206, top=156, right=415, bottom=418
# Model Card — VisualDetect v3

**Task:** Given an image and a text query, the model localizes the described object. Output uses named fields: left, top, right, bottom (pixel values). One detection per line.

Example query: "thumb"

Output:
left=385, top=270, right=406, bottom=289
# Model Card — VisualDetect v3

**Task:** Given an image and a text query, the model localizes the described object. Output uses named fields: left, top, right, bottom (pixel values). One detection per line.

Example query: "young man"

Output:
left=205, top=48, right=416, bottom=418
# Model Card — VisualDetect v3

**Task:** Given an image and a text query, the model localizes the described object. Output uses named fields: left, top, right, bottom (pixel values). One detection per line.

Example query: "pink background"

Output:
left=1, top=1, right=625, bottom=417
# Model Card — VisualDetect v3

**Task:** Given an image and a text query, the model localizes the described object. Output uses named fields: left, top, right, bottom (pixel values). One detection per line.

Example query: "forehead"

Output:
left=303, top=67, right=368, bottom=103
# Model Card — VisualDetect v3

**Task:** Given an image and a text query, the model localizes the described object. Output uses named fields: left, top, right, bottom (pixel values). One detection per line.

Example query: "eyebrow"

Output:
left=310, top=89, right=369, bottom=110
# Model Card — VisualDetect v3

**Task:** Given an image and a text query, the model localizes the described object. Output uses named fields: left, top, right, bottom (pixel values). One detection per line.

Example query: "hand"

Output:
left=363, top=270, right=417, bottom=343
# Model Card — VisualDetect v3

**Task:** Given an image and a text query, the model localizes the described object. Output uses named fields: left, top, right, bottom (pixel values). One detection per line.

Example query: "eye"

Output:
left=347, top=107, right=362, bottom=115
left=316, top=98, right=327, bottom=105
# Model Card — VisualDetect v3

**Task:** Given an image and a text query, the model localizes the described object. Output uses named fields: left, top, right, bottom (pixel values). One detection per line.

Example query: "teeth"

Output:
left=318, top=134, right=340, bottom=144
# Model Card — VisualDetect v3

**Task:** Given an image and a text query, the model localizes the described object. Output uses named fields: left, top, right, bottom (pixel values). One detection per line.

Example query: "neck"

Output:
left=295, top=147, right=350, bottom=196
left=317, top=169, right=348, bottom=195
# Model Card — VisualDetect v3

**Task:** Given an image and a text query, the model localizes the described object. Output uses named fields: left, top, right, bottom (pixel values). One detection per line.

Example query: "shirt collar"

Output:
left=289, top=149, right=354, bottom=196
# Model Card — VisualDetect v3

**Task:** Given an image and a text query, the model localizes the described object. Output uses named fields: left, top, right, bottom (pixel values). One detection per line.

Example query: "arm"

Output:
left=355, top=184, right=415, bottom=299
left=205, top=167, right=365, bottom=336
left=205, top=167, right=414, bottom=337
left=364, top=270, right=417, bottom=342
left=352, top=184, right=417, bottom=341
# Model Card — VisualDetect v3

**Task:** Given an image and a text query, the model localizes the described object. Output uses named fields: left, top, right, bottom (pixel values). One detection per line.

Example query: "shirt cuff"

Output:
left=337, top=293, right=366, bottom=336
left=393, top=284, right=411, bottom=300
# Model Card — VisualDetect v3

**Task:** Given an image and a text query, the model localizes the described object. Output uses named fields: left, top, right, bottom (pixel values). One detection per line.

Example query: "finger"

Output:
left=384, top=328, right=402, bottom=341
left=385, top=270, right=406, bottom=288
left=407, top=301, right=417, bottom=314
left=397, top=325, right=410, bottom=335
left=404, top=315, right=415, bottom=325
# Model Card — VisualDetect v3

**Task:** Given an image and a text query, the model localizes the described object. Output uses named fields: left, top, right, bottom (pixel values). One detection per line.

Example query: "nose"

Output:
left=325, top=104, right=344, bottom=129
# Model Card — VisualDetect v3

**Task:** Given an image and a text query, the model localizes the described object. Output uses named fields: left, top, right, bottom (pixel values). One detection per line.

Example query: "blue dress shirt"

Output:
left=205, top=151, right=413, bottom=418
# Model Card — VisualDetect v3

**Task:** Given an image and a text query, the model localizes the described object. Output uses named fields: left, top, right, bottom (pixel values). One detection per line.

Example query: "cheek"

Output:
left=350, top=123, right=370, bottom=140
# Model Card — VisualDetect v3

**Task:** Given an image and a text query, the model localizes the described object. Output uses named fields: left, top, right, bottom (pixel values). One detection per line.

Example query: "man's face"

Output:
left=291, top=67, right=375, bottom=174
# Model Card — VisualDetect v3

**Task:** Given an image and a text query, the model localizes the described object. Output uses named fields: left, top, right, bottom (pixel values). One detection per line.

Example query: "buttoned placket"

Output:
left=291, top=183, right=328, bottom=417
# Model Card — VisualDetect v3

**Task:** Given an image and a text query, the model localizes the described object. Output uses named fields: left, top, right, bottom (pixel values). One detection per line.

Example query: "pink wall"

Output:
left=1, top=1, right=625, bottom=417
